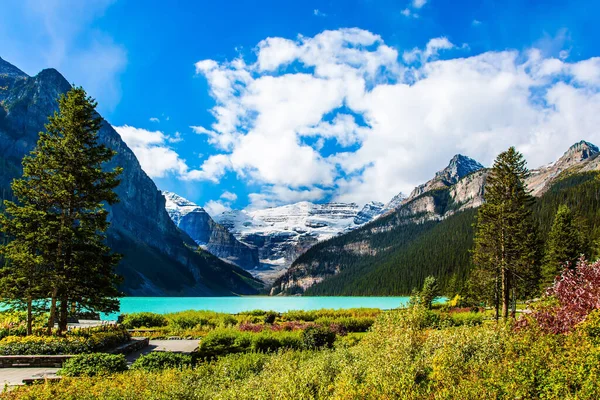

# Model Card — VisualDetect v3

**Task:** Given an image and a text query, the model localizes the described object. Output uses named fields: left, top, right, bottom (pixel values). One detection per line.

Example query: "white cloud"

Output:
left=114, top=125, right=208, bottom=180
left=472, top=19, right=482, bottom=26
left=313, top=9, right=327, bottom=17
left=412, top=0, right=427, bottom=8
left=192, top=28, right=600, bottom=207
left=401, top=8, right=418, bottom=18
left=149, top=117, right=160, bottom=123
left=204, top=200, right=232, bottom=217
left=403, top=37, right=455, bottom=64
left=221, top=191, right=238, bottom=201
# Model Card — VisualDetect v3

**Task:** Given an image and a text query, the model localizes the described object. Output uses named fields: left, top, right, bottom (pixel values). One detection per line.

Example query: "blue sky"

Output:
left=2, top=0, right=600, bottom=215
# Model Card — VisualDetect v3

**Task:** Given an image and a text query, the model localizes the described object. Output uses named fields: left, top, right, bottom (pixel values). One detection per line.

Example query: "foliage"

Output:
left=121, top=312, right=168, bottom=329
left=131, top=351, right=193, bottom=372
left=0, top=325, right=129, bottom=355
left=471, top=147, right=538, bottom=318
left=410, top=275, right=440, bottom=309
left=540, top=204, right=585, bottom=291
left=58, top=353, right=127, bottom=377
left=0, top=86, right=123, bottom=333
left=521, top=257, right=600, bottom=333
left=196, top=329, right=303, bottom=360
left=7, top=306, right=600, bottom=399
left=301, top=326, right=336, bottom=349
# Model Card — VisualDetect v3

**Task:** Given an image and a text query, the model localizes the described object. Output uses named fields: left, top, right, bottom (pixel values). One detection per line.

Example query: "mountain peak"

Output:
left=558, top=140, right=599, bottom=165
left=0, top=56, right=28, bottom=78
left=436, top=154, right=484, bottom=184
left=162, top=191, right=206, bottom=225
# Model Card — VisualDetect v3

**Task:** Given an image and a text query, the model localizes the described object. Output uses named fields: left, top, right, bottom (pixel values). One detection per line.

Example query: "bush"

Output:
left=131, top=351, right=193, bottom=372
left=0, top=325, right=130, bottom=355
left=263, top=311, right=278, bottom=324
left=196, top=330, right=251, bottom=360
left=121, top=312, right=168, bottom=329
left=166, top=310, right=238, bottom=331
left=301, top=326, right=336, bottom=349
left=58, top=353, right=127, bottom=377
left=447, top=311, right=484, bottom=326
left=196, top=329, right=304, bottom=360
left=578, top=309, right=600, bottom=344
left=520, top=257, right=600, bottom=333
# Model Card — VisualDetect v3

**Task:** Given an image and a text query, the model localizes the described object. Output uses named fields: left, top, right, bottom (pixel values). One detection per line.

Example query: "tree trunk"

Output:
left=26, top=295, right=32, bottom=336
left=59, top=297, right=69, bottom=332
left=501, top=267, right=510, bottom=319
left=494, top=276, right=499, bottom=321
left=47, top=287, right=58, bottom=335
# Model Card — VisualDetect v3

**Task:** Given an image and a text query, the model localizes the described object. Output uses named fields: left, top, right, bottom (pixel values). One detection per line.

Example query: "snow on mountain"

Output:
left=213, top=201, right=383, bottom=282
left=163, top=191, right=260, bottom=271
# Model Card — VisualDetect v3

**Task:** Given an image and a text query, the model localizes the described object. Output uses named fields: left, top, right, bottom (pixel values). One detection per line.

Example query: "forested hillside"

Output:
left=273, top=171, right=600, bottom=296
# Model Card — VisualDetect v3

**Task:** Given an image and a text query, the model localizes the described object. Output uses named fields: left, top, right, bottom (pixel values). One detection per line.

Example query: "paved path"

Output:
left=1, top=367, right=59, bottom=387
left=125, top=340, right=199, bottom=363
left=1, top=339, right=198, bottom=387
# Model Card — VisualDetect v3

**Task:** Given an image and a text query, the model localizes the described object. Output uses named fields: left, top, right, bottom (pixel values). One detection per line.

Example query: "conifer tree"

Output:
left=539, top=205, right=583, bottom=292
left=472, top=147, right=538, bottom=319
left=0, top=86, right=123, bottom=333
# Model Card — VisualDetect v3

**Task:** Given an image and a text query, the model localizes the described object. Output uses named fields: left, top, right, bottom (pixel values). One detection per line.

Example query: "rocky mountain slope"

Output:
left=271, top=144, right=600, bottom=295
left=213, top=201, right=384, bottom=282
left=163, top=192, right=260, bottom=271
left=0, top=56, right=261, bottom=296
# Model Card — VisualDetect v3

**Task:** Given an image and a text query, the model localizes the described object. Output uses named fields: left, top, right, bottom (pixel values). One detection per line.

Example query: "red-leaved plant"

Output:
left=518, top=257, right=600, bottom=334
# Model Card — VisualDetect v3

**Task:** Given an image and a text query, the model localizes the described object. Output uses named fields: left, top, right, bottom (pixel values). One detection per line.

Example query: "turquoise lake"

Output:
left=101, top=296, right=411, bottom=320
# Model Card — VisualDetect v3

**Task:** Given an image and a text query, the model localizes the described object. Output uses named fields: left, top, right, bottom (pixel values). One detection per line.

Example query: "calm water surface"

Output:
left=102, top=296, right=411, bottom=320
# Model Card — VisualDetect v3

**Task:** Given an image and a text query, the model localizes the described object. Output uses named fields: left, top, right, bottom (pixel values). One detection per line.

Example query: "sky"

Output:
left=2, top=0, right=600, bottom=215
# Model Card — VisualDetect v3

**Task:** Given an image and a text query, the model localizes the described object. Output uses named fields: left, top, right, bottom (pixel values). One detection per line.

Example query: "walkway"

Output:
left=125, top=340, right=199, bottom=363
left=0, top=339, right=199, bottom=388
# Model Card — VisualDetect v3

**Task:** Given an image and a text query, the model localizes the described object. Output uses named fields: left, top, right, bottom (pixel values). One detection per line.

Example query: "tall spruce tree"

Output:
left=0, top=86, right=123, bottom=333
left=472, top=147, right=538, bottom=319
left=539, top=205, right=583, bottom=292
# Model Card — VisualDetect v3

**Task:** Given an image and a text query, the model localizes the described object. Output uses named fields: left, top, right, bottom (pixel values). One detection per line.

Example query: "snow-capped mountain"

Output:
left=214, top=201, right=383, bottom=282
left=163, top=192, right=260, bottom=271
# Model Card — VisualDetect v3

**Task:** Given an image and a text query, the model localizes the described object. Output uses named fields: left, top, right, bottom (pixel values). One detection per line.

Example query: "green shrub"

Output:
left=58, top=353, right=127, bottom=377
left=196, top=330, right=251, bottom=360
left=448, top=311, right=484, bottom=326
left=196, top=329, right=304, bottom=360
left=166, top=310, right=238, bottom=331
left=301, top=326, right=336, bottom=349
left=131, top=351, right=193, bottom=372
left=251, top=333, right=282, bottom=353
left=578, top=309, right=600, bottom=344
left=121, top=312, right=168, bottom=329
left=263, top=311, right=278, bottom=324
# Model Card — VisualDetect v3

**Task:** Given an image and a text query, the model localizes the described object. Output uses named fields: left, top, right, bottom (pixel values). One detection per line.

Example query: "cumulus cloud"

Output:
left=191, top=28, right=600, bottom=207
left=149, top=117, right=160, bottom=123
left=313, top=9, right=327, bottom=17
left=412, top=0, right=427, bottom=8
left=221, top=191, right=238, bottom=201
left=114, top=125, right=196, bottom=179
left=204, top=200, right=232, bottom=217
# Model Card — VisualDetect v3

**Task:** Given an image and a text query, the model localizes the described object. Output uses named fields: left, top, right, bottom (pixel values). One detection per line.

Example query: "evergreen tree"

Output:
left=471, top=147, right=538, bottom=319
left=539, top=205, right=583, bottom=292
left=0, top=86, right=123, bottom=333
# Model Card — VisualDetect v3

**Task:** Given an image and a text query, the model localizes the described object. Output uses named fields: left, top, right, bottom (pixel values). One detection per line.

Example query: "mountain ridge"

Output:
left=271, top=142, right=599, bottom=295
left=0, top=56, right=261, bottom=296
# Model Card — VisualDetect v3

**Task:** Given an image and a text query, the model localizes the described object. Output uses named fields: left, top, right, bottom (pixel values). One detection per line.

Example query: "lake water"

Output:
left=101, top=296, right=411, bottom=320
